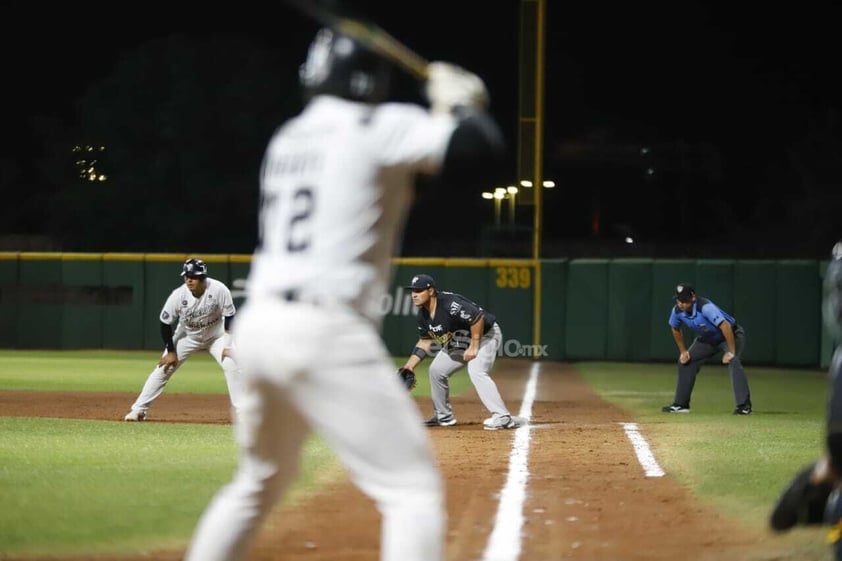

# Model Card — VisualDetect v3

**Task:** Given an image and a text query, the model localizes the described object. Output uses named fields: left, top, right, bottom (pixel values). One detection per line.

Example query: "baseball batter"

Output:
left=123, top=258, right=243, bottom=421
left=183, top=27, right=505, bottom=561
left=399, top=273, right=518, bottom=430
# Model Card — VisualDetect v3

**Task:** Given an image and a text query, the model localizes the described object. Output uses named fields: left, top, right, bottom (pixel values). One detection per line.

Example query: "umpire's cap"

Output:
left=674, top=283, right=695, bottom=302
left=406, top=274, right=436, bottom=290
left=181, top=258, right=208, bottom=279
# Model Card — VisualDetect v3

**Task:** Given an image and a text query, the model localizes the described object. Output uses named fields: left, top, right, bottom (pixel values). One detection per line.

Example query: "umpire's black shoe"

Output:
left=733, top=403, right=752, bottom=415
left=661, top=404, right=690, bottom=413
left=424, top=414, right=456, bottom=427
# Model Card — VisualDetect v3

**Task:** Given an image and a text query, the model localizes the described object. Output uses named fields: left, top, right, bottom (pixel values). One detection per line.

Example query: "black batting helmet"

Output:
left=181, top=258, right=208, bottom=279
left=299, top=28, right=391, bottom=103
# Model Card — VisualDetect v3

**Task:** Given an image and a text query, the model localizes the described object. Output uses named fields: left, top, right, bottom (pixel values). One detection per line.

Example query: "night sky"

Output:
left=3, top=1, right=840, bottom=258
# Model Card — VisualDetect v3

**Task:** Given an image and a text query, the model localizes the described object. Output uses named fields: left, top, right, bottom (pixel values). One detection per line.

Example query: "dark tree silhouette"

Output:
left=41, top=33, right=307, bottom=253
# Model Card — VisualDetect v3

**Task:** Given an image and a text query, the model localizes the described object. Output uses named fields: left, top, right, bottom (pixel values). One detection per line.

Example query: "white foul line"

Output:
left=481, top=362, right=540, bottom=561
left=621, top=422, right=665, bottom=477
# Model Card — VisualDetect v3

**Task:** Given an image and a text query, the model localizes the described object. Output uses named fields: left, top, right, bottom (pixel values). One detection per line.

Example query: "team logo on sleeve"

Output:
left=161, top=311, right=170, bottom=320
left=449, top=302, right=462, bottom=315
left=459, top=310, right=471, bottom=320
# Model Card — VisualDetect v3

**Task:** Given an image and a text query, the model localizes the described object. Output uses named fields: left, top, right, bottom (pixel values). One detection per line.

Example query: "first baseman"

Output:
left=399, top=274, right=519, bottom=430
left=123, top=258, right=243, bottom=421
left=183, top=26, right=505, bottom=561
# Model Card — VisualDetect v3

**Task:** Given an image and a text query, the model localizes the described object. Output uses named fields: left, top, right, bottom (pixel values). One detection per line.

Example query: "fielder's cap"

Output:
left=674, top=283, right=695, bottom=302
left=406, top=274, right=436, bottom=290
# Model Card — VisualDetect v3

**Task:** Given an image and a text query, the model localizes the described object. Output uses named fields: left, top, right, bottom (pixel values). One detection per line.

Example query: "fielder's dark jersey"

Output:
left=668, top=296, right=737, bottom=345
left=416, top=291, right=496, bottom=352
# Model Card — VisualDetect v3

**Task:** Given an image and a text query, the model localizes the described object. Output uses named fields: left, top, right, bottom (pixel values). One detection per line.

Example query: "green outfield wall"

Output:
left=0, top=253, right=835, bottom=368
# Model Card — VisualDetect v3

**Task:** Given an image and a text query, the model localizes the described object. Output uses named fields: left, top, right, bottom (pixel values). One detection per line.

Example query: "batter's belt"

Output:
left=278, top=289, right=343, bottom=308
left=281, top=289, right=321, bottom=305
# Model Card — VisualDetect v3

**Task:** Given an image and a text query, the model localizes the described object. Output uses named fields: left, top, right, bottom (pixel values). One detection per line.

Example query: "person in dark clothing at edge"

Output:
left=770, top=241, right=842, bottom=559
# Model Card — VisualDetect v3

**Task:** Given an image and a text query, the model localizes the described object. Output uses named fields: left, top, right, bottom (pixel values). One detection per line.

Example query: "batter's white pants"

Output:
left=428, top=322, right=510, bottom=422
left=128, top=331, right=244, bottom=416
left=183, top=297, right=444, bottom=561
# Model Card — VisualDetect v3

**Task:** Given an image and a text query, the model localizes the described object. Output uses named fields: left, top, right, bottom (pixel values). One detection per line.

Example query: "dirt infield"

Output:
left=0, top=360, right=817, bottom=560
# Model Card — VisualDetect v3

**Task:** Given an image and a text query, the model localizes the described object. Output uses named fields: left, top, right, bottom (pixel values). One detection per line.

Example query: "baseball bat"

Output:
left=284, top=0, right=430, bottom=80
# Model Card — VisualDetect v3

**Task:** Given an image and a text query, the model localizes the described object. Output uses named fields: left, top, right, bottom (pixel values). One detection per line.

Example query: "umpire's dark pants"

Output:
left=672, top=325, right=750, bottom=408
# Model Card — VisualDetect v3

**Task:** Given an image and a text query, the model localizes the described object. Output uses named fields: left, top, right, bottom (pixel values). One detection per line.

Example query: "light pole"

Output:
left=483, top=185, right=537, bottom=229
left=493, top=188, right=506, bottom=227
left=481, top=190, right=503, bottom=227
left=506, top=185, right=518, bottom=226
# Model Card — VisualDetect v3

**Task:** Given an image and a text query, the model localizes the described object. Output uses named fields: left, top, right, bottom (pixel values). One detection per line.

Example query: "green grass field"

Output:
left=0, top=350, right=832, bottom=556
left=0, top=350, right=471, bottom=556
left=576, top=362, right=828, bottom=524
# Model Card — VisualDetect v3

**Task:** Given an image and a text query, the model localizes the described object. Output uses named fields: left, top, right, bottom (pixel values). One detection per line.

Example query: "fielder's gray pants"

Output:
left=427, top=323, right=510, bottom=422
left=672, top=326, right=750, bottom=408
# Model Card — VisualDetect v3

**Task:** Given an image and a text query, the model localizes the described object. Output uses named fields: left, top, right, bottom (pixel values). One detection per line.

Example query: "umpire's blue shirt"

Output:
left=668, top=297, right=736, bottom=345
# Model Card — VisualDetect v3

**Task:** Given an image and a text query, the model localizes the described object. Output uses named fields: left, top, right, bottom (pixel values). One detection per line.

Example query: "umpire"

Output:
left=662, top=284, right=753, bottom=415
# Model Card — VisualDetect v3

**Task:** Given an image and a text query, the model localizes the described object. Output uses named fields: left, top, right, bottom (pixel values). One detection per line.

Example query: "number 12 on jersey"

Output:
left=257, top=187, right=315, bottom=253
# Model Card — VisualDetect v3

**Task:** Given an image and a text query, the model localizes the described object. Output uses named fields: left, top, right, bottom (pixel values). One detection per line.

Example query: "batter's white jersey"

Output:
left=184, top=95, right=456, bottom=561
left=160, top=277, right=236, bottom=344
left=247, top=95, right=457, bottom=322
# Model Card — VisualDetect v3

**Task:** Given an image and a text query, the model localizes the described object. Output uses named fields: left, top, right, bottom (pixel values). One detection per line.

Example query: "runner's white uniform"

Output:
left=183, top=96, right=456, bottom=561
left=127, top=276, right=243, bottom=416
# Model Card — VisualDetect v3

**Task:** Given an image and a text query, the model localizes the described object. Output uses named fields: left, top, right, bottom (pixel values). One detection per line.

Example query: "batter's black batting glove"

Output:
left=397, top=367, right=416, bottom=391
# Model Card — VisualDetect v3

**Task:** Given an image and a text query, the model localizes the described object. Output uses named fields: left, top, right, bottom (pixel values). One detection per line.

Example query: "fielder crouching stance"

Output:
left=771, top=241, right=842, bottom=560
left=397, top=273, right=521, bottom=430
left=123, top=258, right=243, bottom=422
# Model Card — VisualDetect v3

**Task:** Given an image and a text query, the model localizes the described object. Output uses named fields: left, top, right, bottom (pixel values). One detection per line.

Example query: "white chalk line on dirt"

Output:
left=480, top=361, right=540, bottom=561
left=621, top=422, right=665, bottom=477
